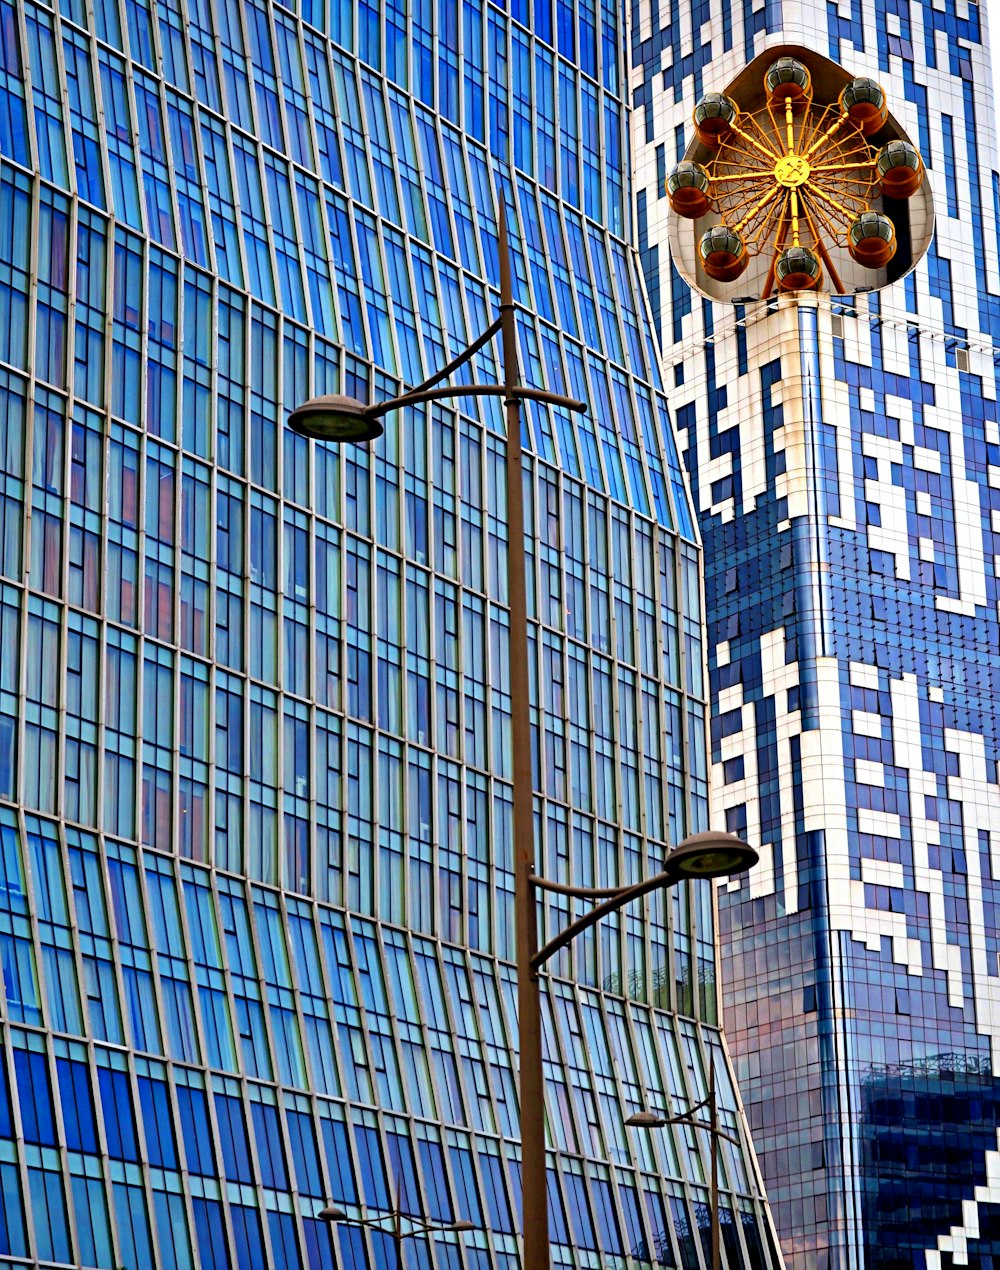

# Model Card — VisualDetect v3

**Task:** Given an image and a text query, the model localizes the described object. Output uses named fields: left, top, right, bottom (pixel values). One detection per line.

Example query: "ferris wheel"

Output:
left=667, top=57, right=925, bottom=297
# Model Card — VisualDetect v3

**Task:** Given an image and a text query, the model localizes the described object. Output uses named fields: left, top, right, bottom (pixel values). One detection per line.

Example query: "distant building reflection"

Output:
left=862, top=1053, right=1000, bottom=1267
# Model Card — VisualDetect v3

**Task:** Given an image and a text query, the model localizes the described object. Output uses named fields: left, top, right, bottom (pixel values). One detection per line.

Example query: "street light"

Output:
left=291, top=201, right=583, bottom=1270
left=626, top=1057, right=741, bottom=1270
left=527, top=832, right=754, bottom=1270
left=290, top=201, right=757, bottom=1270
left=318, top=1203, right=475, bottom=1264
left=526, top=831, right=757, bottom=976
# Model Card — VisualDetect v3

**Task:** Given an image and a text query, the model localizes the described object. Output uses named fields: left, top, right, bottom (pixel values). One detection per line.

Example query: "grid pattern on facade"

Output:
left=0, top=809, right=775, bottom=1268
left=0, top=0, right=782, bottom=1266
left=631, top=0, right=1000, bottom=1259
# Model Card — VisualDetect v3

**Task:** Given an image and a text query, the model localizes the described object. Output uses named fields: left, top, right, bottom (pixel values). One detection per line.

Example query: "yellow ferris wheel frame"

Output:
left=713, top=95, right=878, bottom=294
left=669, top=57, right=926, bottom=298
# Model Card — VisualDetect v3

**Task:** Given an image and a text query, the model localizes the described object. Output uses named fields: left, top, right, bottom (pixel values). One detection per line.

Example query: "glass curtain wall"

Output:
left=0, top=0, right=780, bottom=1267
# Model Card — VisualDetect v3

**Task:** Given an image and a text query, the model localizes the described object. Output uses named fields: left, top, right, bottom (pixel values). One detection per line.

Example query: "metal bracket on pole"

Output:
left=366, top=383, right=587, bottom=418
left=528, top=870, right=679, bottom=977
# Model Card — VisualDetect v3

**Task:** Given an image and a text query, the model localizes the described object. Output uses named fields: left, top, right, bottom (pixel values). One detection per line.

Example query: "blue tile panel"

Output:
left=631, top=0, right=1000, bottom=1263
left=0, top=0, right=780, bottom=1267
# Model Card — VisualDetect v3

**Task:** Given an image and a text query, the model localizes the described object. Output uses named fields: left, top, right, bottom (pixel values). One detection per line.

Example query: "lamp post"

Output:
left=291, top=201, right=582, bottom=1270
left=626, top=1058, right=741, bottom=1270
left=318, top=1202, right=475, bottom=1266
left=290, top=203, right=757, bottom=1270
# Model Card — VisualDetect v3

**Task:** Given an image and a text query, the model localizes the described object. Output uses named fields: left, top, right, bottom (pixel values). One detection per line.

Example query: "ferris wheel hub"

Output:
left=774, top=154, right=810, bottom=187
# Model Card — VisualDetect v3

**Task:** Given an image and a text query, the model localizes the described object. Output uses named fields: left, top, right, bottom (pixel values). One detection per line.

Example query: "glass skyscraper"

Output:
left=0, top=0, right=780, bottom=1267
left=634, top=0, right=1000, bottom=1266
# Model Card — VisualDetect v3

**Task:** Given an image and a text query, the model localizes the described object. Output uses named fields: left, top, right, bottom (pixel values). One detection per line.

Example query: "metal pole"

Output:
left=709, top=1058, right=720, bottom=1270
left=499, top=200, right=551, bottom=1270
left=388, top=1181, right=404, bottom=1270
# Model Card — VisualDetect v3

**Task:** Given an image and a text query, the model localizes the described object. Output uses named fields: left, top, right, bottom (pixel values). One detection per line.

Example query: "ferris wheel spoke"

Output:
left=783, top=98, right=797, bottom=154
left=800, top=198, right=846, bottom=294
left=803, top=181, right=860, bottom=229
left=746, top=205, right=780, bottom=249
left=797, top=193, right=832, bottom=249
left=762, top=196, right=792, bottom=300
left=790, top=187, right=803, bottom=246
left=800, top=101, right=836, bottom=155
left=820, top=179, right=872, bottom=208
left=750, top=188, right=789, bottom=250
left=799, top=188, right=847, bottom=244
left=715, top=184, right=776, bottom=208
left=763, top=100, right=785, bottom=151
left=710, top=170, right=778, bottom=182
left=749, top=107, right=784, bottom=154
left=826, top=162, right=874, bottom=182
left=820, top=179, right=869, bottom=201
left=838, top=139, right=876, bottom=161
left=812, top=134, right=869, bottom=168
left=731, top=120, right=780, bottom=162
left=822, top=165, right=872, bottom=185
left=734, top=185, right=783, bottom=234
left=803, top=108, right=852, bottom=159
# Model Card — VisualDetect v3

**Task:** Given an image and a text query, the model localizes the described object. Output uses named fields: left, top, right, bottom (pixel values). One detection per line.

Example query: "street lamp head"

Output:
left=288, top=394, right=384, bottom=443
left=449, top=1220, right=476, bottom=1232
left=317, top=1206, right=349, bottom=1223
left=667, top=831, right=758, bottom=880
left=625, top=1110, right=669, bottom=1128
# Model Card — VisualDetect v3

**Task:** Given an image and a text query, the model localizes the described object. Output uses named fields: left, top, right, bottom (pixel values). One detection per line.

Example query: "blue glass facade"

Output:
left=633, top=0, right=1000, bottom=1265
left=0, top=0, right=781, bottom=1267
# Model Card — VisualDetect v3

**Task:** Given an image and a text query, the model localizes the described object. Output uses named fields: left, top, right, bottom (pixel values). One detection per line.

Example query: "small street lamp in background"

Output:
left=318, top=1203, right=475, bottom=1265
left=626, top=1057, right=741, bottom=1270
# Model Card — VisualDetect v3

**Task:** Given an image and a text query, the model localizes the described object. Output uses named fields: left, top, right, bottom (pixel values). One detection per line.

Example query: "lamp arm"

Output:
left=668, top=1094, right=713, bottom=1118
left=395, top=1218, right=434, bottom=1239
left=660, top=1113, right=742, bottom=1148
left=405, top=316, right=503, bottom=396
left=530, top=869, right=679, bottom=975
left=334, top=1213, right=394, bottom=1234
left=403, top=1217, right=468, bottom=1238
left=365, top=383, right=587, bottom=419
left=530, top=874, right=643, bottom=900
left=330, top=1210, right=461, bottom=1239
